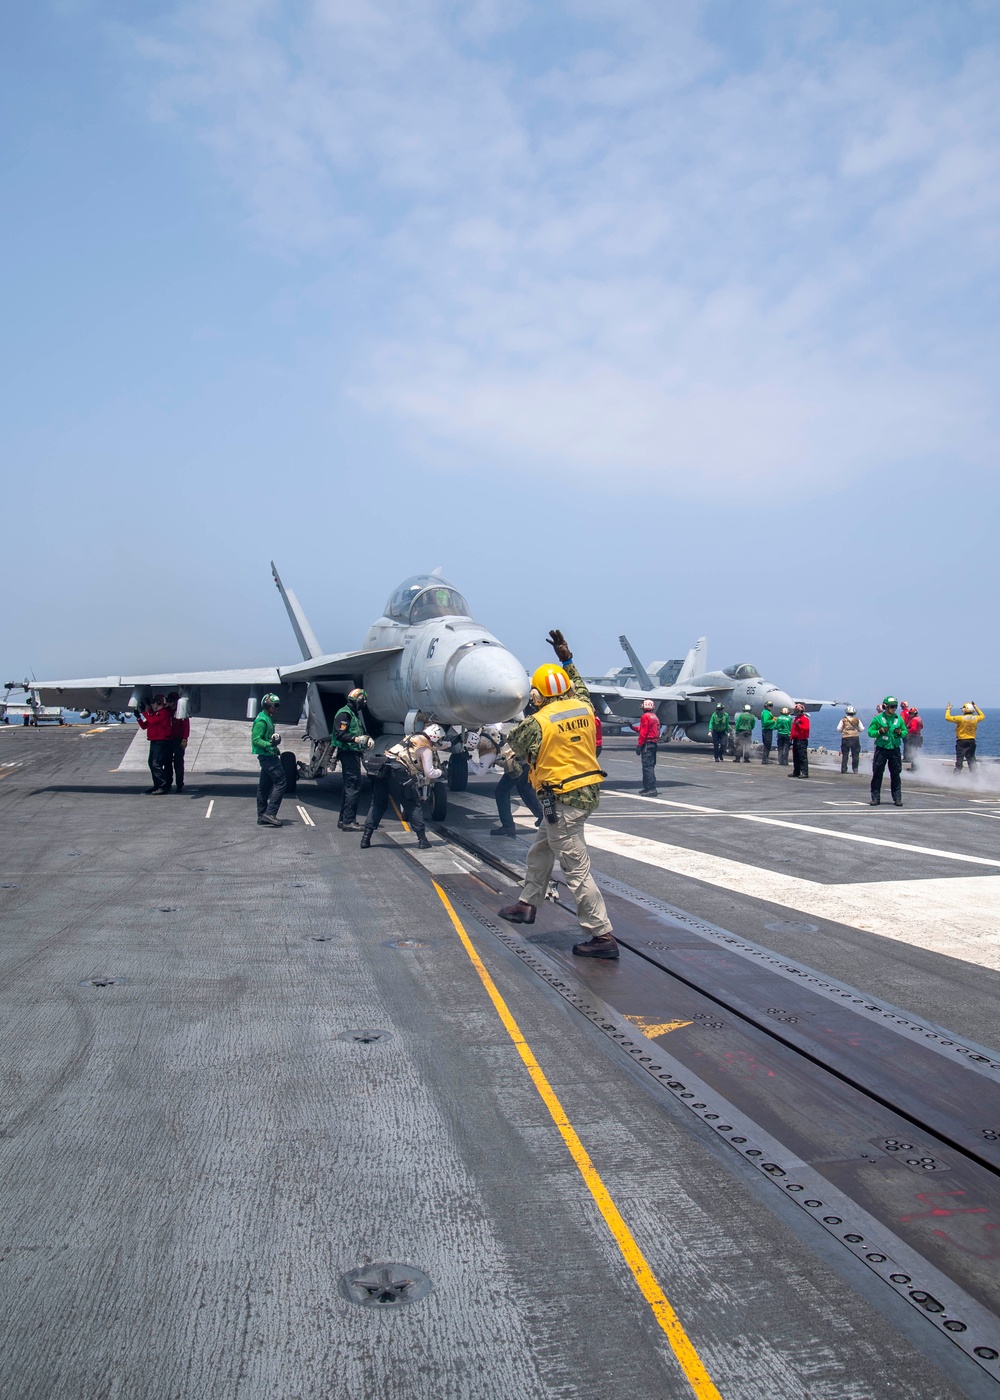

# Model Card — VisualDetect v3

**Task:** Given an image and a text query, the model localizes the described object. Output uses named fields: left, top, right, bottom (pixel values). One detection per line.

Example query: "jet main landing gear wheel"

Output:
left=280, top=748, right=298, bottom=795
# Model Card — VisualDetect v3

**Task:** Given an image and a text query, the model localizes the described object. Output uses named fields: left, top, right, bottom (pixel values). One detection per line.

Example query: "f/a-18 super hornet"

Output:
left=33, top=566, right=529, bottom=816
left=585, top=635, right=841, bottom=742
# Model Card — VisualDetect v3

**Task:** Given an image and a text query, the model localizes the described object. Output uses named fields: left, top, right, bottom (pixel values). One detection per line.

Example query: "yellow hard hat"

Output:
left=531, top=664, right=571, bottom=698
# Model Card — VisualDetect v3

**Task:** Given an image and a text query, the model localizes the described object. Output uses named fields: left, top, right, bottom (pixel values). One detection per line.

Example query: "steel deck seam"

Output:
left=596, top=872, right=1000, bottom=1082
left=604, top=919, right=1000, bottom=1182
left=441, top=812, right=1000, bottom=1081
left=432, top=873, right=1000, bottom=1384
left=440, top=815, right=1000, bottom=1191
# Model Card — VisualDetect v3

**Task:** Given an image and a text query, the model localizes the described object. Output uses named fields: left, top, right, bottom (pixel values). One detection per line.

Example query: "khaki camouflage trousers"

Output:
left=521, top=802, right=613, bottom=937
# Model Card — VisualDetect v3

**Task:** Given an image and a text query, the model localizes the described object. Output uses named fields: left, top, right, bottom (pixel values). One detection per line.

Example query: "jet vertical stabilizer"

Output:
left=618, top=635, right=655, bottom=691
left=677, top=637, right=708, bottom=685
left=271, top=562, right=323, bottom=661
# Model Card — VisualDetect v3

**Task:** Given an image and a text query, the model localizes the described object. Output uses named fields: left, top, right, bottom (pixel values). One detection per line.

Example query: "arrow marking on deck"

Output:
left=625, top=1015, right=694, bottom=1039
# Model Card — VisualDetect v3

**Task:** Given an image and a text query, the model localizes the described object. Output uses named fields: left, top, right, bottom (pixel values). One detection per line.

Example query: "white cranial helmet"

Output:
left=642, top=699, right=655, bottom=711
left=422, top=723, right=446, bottom=743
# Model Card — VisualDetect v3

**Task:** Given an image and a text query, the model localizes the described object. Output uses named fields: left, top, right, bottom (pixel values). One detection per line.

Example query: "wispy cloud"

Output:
left=134, top=1, right=1000, bottom=492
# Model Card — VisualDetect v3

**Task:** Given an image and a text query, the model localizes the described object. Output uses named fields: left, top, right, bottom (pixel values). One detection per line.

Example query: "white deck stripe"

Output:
left=297, top=805, right=315, bottom=827
left=609, top=791, right=1000, bottom=869
left=205, top=799, right=214, bottom=819
left=586, top=825, right=1000, bottom=971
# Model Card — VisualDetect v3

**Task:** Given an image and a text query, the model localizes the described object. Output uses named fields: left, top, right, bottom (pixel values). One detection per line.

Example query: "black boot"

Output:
left=498, top=900, right=536, bottom=925
left=417, top=832, right=431, bottom=850
left=572, top=935, right=620, bottom=960
left=359, top=829, right=372, bottom=848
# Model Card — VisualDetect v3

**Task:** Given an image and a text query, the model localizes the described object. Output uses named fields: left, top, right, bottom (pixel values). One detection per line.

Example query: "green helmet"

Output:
left=261, top=692, right=280, bottom=709
left=882, top=695, right=898, bottom=709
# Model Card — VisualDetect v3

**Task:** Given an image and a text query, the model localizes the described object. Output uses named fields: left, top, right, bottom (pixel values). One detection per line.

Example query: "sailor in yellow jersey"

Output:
left=498, top=629, right=618, bottom=959
left=945, top=700, right=985, bottom=771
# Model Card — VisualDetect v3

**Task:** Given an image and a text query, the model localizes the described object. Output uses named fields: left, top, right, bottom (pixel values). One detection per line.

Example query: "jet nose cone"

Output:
left=768, top=688, right=793, bottom=712
left=448, top=646, right=529, bottom=726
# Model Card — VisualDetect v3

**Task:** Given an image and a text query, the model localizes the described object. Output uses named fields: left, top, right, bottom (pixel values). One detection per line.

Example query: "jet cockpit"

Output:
left=722, top=663, right=761, bottom=680
left=385, top=576, right=472, bottom=626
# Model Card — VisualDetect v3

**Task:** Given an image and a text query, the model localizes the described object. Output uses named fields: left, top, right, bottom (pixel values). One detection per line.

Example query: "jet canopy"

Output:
left=384, top=575, right=472, bottom=625
left=722, top=663, right=760, bottom=680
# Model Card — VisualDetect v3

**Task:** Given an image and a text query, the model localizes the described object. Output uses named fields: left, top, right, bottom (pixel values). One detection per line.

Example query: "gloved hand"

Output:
left=358, top=735, right=375, bottom=749
left=429, top=767, right=443, bottom=781
left=546, top=629, right=572, bottom=663
left=635, top=744, right=642, bottom=756
left=273, top=733, right=281, bottom=747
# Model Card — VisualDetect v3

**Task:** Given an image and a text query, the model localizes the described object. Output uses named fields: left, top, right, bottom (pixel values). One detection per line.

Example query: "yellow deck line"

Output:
left=432, top=880, right=722, bottom=1400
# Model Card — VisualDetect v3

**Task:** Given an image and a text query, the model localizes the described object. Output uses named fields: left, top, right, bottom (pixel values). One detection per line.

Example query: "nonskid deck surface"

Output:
left=436, top=866, right=1000, bottom=1359
left=1, top=725, right=998, bottom=1399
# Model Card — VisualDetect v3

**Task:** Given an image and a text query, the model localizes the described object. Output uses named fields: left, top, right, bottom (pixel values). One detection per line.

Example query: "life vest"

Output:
left=386, top=733, right=432, bottom=779
left=840, top=715, right=861, bottom=738
left=529, top=696, right=605, bottom=795
left=332, top=704, right=366, bottom=750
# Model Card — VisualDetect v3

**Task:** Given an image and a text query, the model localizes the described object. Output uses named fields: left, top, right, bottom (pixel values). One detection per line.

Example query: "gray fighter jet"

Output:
left=586, top=635, right=841, bottom=742
left=32, top=565, right=529, bottom=815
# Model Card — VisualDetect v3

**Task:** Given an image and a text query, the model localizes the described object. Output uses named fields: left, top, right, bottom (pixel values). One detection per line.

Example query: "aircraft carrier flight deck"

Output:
left=2, top=723, right=1000, bottom=1400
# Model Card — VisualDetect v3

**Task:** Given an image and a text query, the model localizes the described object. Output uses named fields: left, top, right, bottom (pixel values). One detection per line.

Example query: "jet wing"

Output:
left=35, top=647, right=404, bottom=699
left=680, top=685, right=734, bottom=697
left=33, top=668, right=288, bottom=721
left=586, top=680, right=733, bottom=704
left=34, top=647, right=402, bottom=722
left=33, top=644, right=403, bottom=722
left=34, top=669, right=280, bottom=703
left=795, top=698, right=846, bottom=712
left=278, top=647, right=402, bottom=682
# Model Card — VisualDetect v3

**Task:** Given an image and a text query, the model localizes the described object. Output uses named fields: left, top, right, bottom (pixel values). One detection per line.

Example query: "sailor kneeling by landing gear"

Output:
left=498, top=630, right=618, bottom=960
left=360, top=724, right=445, bottom=850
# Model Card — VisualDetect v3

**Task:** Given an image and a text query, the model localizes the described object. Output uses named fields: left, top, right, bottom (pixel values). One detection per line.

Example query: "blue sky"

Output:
left=4, top=1, right=999, bottom=703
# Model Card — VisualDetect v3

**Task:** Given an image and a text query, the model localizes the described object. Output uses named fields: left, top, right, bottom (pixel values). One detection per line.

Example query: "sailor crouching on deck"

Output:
left=498, top=629, right=618, bottom=961
left=360, top=725, right=444, bottom=850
